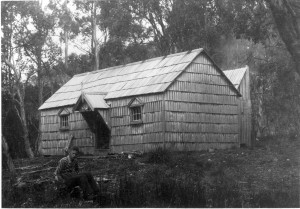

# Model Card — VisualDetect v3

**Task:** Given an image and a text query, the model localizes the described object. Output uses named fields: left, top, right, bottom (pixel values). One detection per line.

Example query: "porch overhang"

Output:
left=73, top=92, right=111, bottom=130
left=73, top=92, right=110, bottom=112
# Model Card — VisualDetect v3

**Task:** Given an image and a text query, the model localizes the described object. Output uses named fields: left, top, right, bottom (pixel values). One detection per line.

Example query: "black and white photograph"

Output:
left=1, top=0, right=299, bottom=207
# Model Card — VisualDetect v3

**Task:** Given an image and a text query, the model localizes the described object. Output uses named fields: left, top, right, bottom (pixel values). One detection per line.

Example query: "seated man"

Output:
left=54, top=146, right=99, bottom=200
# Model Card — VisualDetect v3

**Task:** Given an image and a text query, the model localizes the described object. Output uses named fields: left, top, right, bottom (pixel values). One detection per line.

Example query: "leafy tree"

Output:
left=67, top=53, right=93, bottom=76
left=265, top=0, right=300, bottom=76
left=216, top=0, right=300, bottom=76
left=15, top=2, right=63, bottom=154
left=1, top=1, right=35, bottom=158
left=16, top=2, right=57, bottom=108
left=48, top=0, right=80, bottom=70
left=252, top=46, right=300, bottom=137
left=1, top=1, right=63, bottom=157
left=126, top=0, right=173, bottom=55
left=97, top=0, right=238, bottom=64
left=75, top=1, right=101, bottom=70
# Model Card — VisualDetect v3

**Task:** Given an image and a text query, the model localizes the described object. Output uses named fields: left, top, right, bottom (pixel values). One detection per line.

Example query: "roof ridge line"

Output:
left=82, top=91, right=108, bottom=95
left=73, top=48, right=203, bottom=77
left=76, top=61, right=192, bottom=87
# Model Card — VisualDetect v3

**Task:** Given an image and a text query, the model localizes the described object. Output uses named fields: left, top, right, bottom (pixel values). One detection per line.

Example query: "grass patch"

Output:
left=143, top=147, right=172, bottom=164
left=2, top=135, right=300, bottom=207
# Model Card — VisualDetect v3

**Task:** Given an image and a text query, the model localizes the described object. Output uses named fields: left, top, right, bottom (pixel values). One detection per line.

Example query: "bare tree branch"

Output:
left=13, top=105, right=22, bottom=123
left=4, top=57, right=21, bottom=82
left=23, top=47, right=39, bottom=65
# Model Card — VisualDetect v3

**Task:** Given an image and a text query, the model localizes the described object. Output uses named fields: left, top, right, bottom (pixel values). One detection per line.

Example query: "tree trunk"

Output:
left=256, top=88, right=266, bottom=139
left=4, top=59, right=35, bottom=158
left=91, top=3, right=94, bottom=58
left=35, top=50, right=44, bottom=156
left=65, top=29, right=69, bottom=70
left=266, top=0, right=300, bottom=76
left=2, top=136, right=16, bottom=176
left=17, top=87, right=35, bottom=158
left=64, top=0, right=69, bottom=71
left=93, top=2, right=99, bottom=71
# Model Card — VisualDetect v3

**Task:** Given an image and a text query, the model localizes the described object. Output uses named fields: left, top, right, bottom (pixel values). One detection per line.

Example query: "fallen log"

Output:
left=14, top=178, right=53, bottom=187
left=16, top=165, right=39, bottom=171
left=16, top=160, right=55, bottom=171
left=21, top=167, right=56, bottom=176
left=41, top=160, right=55, bottom=167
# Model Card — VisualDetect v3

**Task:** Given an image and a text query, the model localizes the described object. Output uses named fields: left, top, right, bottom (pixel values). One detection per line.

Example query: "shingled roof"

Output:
left=224, top=66, right=248, bottom=89
left=39, top=48, right=240, bottom=110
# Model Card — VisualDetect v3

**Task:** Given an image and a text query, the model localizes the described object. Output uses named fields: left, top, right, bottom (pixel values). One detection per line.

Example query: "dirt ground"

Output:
left=2, top=136, right=300, bottom=207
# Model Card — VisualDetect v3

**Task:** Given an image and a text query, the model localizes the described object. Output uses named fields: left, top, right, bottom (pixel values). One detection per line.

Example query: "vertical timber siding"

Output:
left=164, top=55, right=240, bottom=151
left=108, top=94, right=164, bottom=153
left=238, top=68, right=252, bottom=146
left=40, top=107, right=95, bottom=155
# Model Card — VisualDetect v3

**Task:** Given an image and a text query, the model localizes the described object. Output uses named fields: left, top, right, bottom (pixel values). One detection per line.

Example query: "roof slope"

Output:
left=39, top=49, right=204, bottom=110
left=224, top=66, right=248, bottom=89
left=39, top=48, right=241, bottom=110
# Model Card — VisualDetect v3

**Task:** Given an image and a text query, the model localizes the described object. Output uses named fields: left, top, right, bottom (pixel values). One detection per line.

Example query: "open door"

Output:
left=95, top=112, right=110, bottom=149
left=74, top=92, right=111, bottom=150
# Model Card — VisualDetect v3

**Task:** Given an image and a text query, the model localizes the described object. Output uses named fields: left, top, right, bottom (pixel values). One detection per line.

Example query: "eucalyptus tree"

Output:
left=97, top=0, right=151, bottom=67
left=265, top=0, right=300, bottom=76
left=214, top=0, right=300, bottom=137
left=1, top=1, right=62, bottom=157
left=2, top=1, right=35, bottom=158
left=124, top=0, right=173, bottom=56
left=98, top=0, right=235, bottom=61
left=75, top=0, right=101, bottom=70
left=48, top=0, right=80, bottom=70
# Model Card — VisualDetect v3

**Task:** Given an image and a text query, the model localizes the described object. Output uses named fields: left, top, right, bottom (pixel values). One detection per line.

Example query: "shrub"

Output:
left=144, top=147, right=172, bottom=164
left=112, top=167, right=206, bottom=208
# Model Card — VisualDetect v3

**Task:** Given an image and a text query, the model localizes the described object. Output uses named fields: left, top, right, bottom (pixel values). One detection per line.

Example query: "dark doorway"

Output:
left=95, top=113, right=110, bottom=149
left=81, top=111, right=110, bottom=150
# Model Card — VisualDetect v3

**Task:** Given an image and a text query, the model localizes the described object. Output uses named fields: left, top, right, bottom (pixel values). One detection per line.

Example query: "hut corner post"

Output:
left=162, top=94, right=166, bottom=149
left=238, top=100, right=242, bottom=148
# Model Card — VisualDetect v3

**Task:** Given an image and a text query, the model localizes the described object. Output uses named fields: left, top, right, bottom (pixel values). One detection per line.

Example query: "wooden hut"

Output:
left=224, top=66, right=252, bottom=146
left=39, top=48, right=249, bottom=155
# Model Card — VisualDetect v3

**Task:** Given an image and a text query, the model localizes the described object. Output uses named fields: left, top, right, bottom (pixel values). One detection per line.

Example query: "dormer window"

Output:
left=58, top=108, right=70, bottom=131
left=131, top=106, right=142, bottom=121
left=60, top=115, right=69, bottom=129
left=128, top=98, right=144, bottom=125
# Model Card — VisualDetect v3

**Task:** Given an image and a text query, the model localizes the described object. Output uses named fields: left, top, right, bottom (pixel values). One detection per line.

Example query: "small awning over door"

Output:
left=73, top=92, right=111, bottom=128
left=74, top=92, right=109, bottom=111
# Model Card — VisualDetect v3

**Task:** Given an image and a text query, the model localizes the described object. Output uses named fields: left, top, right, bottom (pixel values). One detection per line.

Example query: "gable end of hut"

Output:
left=163, top=53, right=240, bottom=151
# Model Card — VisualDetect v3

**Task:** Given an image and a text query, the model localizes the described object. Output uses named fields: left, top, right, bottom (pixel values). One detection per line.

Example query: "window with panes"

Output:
left=131, top=106, right=142, bottom=121
left=60, top=114, right=69, bottom=129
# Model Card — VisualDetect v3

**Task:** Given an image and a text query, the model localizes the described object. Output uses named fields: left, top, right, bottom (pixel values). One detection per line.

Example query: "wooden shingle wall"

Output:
left=237, top=68, right=252, bottom=146
left=108, top=94, right=164, bottom=153
left=164, top=55, right=240, bottom=151
left=40, top=107, right=95, bottom=155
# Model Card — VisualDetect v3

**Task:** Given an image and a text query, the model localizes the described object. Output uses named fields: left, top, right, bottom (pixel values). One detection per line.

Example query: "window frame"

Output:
left=60, top=114, right=70, bottom=130
left=128, top=98, right=144, bottom=125
left=130, top=106, right=142, bottom=123
left=58, top=108, right=70, bottom=131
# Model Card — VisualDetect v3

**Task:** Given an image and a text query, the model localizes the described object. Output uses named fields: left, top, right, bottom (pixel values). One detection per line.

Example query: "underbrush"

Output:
left=110, top=164, right=298, bottom=207
left=143, top=147, right=172, bottom=164
left=2, top=138, right=299, bottom=208
left=108, top=145, right=299, bottom=207
left=114, top=171, right=206, bottom=207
